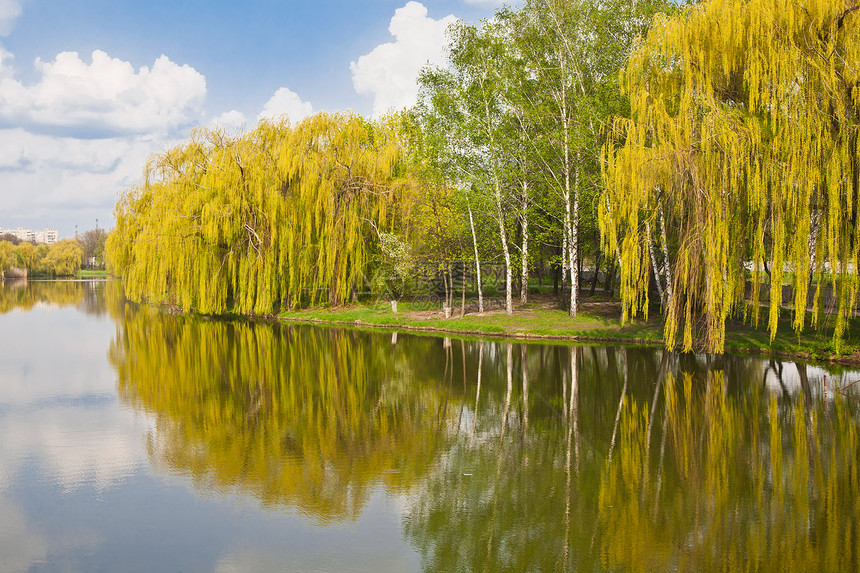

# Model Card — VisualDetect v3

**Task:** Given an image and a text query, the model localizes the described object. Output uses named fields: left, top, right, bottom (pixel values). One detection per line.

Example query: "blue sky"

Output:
left=0, top=0, right=507, bottom=238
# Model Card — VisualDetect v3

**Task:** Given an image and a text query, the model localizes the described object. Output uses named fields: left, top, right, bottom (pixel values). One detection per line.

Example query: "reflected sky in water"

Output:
left=1, top=280, right=860, bottom=571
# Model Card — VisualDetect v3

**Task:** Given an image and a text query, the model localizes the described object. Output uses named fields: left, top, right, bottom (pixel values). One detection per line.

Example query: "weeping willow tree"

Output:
left=107, top=112, right=405, bottom=314
left=602, top=0, right=860, bottom=352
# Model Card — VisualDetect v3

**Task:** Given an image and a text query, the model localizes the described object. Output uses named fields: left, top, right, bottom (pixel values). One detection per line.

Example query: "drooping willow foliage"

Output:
left=602, top=0, right=860, bottom=352
left=107, top=112, right=405, bottom=314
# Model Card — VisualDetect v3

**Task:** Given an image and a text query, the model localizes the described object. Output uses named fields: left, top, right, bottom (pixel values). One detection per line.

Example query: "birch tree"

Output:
left=500, top=0, right=673, bottom=316
left=419, top=20, right=518, bottom=314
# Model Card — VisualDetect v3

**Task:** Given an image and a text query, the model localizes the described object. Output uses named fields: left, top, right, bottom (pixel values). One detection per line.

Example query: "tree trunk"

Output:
left=448, top=262, right=454, bottom=310
left=658, top=202, right=674, bottom=312
left=566, top=165, right=579, bottom=317
left=442, top=265, right=450, bottom=314
left=646, top=220, right=665, bottom=305
left=493, top=173, right=513, bottom=314
left=520, top=180, right=529, bottom=306
left=468, top=201, right=485, bottom=313
left=460, top=261, right=466, bottom=318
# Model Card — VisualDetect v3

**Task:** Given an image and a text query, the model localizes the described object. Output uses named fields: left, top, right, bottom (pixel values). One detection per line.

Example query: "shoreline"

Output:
left=275, top=301, right=860, bottom=368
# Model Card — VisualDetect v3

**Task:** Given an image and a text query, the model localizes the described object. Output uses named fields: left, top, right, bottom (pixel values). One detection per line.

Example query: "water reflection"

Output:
left=0, top=278, right=118, bottom=316
left=0, top=280, right=155, bottom=572
left=110, top=307, right=452, bottom=523
left=405, top=353, right=860, bottom=572
left=106, top=299, right=860, bottom=570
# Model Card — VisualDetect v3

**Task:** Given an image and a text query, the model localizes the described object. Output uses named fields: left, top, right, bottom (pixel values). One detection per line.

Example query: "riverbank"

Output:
left=278, top=297, right=860, bottom=365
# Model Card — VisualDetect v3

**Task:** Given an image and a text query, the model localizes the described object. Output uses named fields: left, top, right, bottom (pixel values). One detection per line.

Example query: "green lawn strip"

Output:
left=278, top=302, right=860, bottom=363
left=76, top=270, right=110, bottom=278
left=279, top=304, right=664, bottom=344
left=724, top=311, right=860, bottom=363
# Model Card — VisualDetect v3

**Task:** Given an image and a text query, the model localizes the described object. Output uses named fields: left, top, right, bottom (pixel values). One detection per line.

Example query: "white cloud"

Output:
left=350, top=1, right=457, bottom=116
left=0, top=50, right=206, bottom=136
left=0, top=43, right=13, bottom=77
left=0, top=128, right=161, bottom=232
left=208, top=109, right=247, bottom=133
left=258, top=86, right=313, bottom=124
left=0, top=0, right=23, bottom=36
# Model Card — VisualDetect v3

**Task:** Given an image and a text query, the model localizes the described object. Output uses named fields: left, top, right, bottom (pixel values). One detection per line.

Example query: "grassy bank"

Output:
left=278, top=297, right=860, bottom=365
left=76, top=269, right=110, bottom=278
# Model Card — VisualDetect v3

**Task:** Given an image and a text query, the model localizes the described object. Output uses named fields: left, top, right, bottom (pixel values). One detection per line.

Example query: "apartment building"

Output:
left=0, top=227, right=60, bottom=244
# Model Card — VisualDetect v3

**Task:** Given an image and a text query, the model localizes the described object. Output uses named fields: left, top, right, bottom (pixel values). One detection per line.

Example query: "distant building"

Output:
left=0, top=227, right=60, bottom=244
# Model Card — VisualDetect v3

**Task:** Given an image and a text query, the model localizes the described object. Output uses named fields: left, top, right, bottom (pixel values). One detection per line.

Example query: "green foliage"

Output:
left=414, top=0, right=674, bottom=315
left=39, top=239, right=84, bottom=276
left=78, top=227, right=108, bottom=267
left=603, top=0, right=860, bottom=353
left=107, top=112, right=407, bottom=314
left=0, top=241, right=15, bottom=273
left=0, top=238, right=83, bottom=277
left=372, top=232, right=415, bottom=300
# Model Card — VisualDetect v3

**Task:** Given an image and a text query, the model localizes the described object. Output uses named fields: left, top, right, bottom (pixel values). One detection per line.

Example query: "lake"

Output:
left=1, top=279, right=858, bottom=572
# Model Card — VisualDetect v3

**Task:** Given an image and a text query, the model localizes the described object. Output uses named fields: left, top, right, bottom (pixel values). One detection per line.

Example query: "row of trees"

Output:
left=108, top=0, right=860, bottom=353
left=0, top=227, right=106, bottom=278
left=108, top=0, right=673, bottom=317
left=409, top=0, right=675, bottom=316
left=0, top=238, right=85, bottom=278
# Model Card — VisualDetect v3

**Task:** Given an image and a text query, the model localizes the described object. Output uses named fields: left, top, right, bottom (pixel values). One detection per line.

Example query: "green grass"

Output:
left=76, top=269, right=110, bottom=278
left=281, top=303, right=663, bottom=343
left=278, top=299, right=860, bottom=363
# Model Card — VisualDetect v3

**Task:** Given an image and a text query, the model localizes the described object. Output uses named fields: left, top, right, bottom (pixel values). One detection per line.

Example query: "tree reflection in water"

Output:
left=105, top=298, right=860, bottom=571
left=110, top=305, right=451, bottom=523
left=0, top=278, right=114, bottom=315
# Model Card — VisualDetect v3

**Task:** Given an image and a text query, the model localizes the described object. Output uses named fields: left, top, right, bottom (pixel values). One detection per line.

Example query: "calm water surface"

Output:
left=1, top=280, right=859, bottom=572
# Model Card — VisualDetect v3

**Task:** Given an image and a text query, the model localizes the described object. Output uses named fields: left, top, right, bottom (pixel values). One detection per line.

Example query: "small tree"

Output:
left=373, top=232, right=414, bottom=312
left=78, top=228, right=108, bottom=269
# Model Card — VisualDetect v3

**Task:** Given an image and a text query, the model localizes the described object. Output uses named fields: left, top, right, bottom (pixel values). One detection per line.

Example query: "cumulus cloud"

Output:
left=0, top=0, right=23, bottom=36
left=258, top=86, right=313, bottom=124
left=0, top=50, right=206, bottom=137
left=0, top=43, right=13, bottom=76
left=350, top=1, right=456, bottom=116
left=0, top=127, right=160, bottom=233
left=208, top=109, right=247, bottom=133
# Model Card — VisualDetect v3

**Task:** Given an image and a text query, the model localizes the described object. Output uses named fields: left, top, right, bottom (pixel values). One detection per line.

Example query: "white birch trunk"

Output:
left=564, top=159, right=579, bottom=317
left=658, top=202, right=673, bottom=312
left=646, top=220, right=665, bottom=305
left=493, top=173, right=513, bottom=315
left=520, top=180, right=529, bottom=306
left=468, top=201, right=485, bottom=313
